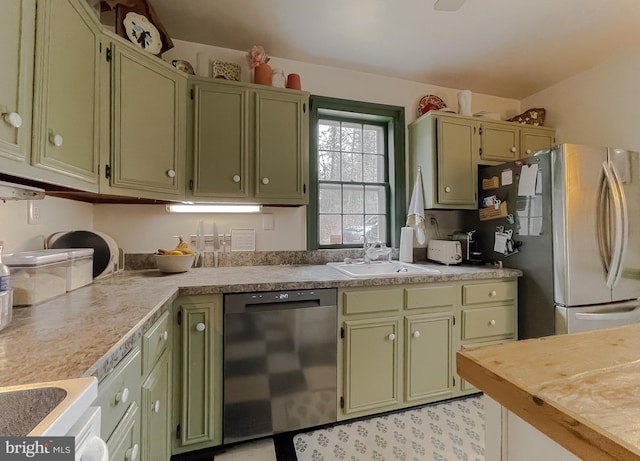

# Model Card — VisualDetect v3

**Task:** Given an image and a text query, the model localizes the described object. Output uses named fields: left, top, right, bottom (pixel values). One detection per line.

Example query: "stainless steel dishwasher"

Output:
left=223, top=288, right=337, bottom=443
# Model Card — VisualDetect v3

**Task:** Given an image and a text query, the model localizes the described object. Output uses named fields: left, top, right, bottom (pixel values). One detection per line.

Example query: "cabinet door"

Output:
left=110, top=43, right=186, bottom=199
left=189, top=82, right=249, bottom=199
left=141, top=351, right=171, bottom=461
left=481, top=122, right=520, bottom=162
left=405, top=313, right=453, bottom=401
left=254, top=90, right=308, bottom=204
left=436, top=116, right=477, bottom=207
left=0, top=0, right=34, bottom=165
left=32, top=0, right=101, bottom=190
left=520, top=127, right=554, bottom=157
left=343, top=318, right=400, bottom=414
left=107, top=402, right=141, bottom=461
left=173, top=296, right=222, bottom=452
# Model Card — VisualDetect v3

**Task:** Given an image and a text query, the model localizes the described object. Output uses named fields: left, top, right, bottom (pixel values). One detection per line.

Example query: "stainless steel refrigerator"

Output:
left=472, top=143, right=640, bottom=338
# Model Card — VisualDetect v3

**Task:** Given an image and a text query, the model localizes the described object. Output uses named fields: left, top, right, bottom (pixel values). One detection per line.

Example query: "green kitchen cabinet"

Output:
left=479, top=121, right=520, bottom=162
left=187, top=78, right=308, bottom=204
left=0, top=0, right=35, bottom=168
left=410, top=112, right=478, bottom=209
left=405, top=313, right=453, bottom=402
left=31, top=0, right=102, bottom=191
left=141, top=351, right=171, bottom=461
left=104, top=39, right=186, bottom=201
left=520, top=125, right=555, bottom=157
left=106, top=402, right=141, bottom=461
left=342, top=318, right=401, bottom=414
left=172, top=295, right=222, bottom=455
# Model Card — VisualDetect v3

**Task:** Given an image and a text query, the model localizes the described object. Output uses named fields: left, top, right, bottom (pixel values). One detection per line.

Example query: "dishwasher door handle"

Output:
left=227, top=300, right=333, bottom=314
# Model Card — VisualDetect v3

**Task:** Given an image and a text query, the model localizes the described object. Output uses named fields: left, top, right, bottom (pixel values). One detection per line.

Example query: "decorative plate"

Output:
left=418, top=94, right=446, bottom=117
left=123, top=12, right=162, bottom=55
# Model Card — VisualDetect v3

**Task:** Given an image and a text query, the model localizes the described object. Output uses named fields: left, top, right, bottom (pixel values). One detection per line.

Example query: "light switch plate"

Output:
left=27, top=200, right=41, bottom=225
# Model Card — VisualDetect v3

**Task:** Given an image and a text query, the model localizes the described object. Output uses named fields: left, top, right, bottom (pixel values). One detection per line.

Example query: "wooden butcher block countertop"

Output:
left=457, top=324, right=640, bottom=461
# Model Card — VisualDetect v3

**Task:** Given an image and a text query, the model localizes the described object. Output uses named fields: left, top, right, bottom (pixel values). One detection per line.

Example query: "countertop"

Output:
left=0, top=262, right=520, bottom=387
left=457, top=325, right=640, bottom=461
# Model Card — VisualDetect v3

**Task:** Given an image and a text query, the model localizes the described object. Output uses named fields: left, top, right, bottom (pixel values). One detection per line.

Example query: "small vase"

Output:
left=254, top=63, right=273, bottom=85
left=286, top=73, right=301, bottom=90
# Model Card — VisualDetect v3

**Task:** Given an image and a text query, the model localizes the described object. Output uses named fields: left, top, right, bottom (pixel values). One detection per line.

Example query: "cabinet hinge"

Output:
left=303, top=184, right=307, bottom=194
left=340, top=396, right=344, bottom=409
left=105, top=164, right=111, bottom=179
left=189, top=179, right=193, bottom=190
left=452, top=315, right=456, bottom=326
left=106, top=48, right=112, bottom=62
left=479, top=147, right=483, bottom=156
left=303, top=102, right=306, bottom=113
left=177, top=310, right=182, bottom=325
left=190, top=88, right=194, bottom=100
left=453, top=376, right=456, bottom=387
left=176, top=424, right=181, bottom=439
left=340, top=327, right=344, bottom=339
left=479, top=127, right=483, bottom=135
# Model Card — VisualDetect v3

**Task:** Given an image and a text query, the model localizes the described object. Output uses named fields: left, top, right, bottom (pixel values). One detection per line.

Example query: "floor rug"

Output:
left=293, top=396, right=484, bottom=461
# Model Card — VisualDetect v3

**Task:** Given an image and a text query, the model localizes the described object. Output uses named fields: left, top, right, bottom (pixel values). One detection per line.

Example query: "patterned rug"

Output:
left=293, top=396, right=484, bottom=461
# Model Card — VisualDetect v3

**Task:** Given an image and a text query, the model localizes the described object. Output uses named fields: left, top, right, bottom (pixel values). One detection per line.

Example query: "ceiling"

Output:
left=149, top=0, right=640, bottom=99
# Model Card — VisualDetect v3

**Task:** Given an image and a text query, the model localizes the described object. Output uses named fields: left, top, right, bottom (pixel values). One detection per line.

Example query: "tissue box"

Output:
left=210, top=60, right=241, bottom=81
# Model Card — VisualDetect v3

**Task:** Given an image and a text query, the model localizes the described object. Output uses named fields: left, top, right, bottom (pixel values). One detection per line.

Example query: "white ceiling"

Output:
left=150, top=0, right=640, bottom=99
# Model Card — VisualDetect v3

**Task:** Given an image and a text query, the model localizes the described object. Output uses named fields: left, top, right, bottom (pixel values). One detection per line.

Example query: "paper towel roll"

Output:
left=399, top=227, right=414, bottom=263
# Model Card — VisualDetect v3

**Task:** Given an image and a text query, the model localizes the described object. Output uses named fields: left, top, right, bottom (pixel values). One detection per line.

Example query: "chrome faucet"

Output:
left=363, top=239, right=392, bottom=263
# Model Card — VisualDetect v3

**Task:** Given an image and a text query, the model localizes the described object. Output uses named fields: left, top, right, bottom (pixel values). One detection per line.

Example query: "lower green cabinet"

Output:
left=172, top=295, right=223, bottom=455
left=343, top=318, right=400, bottom=414
left=141, top=351, right=171, bottom=461
left=106, top=402, right=141, bottom=461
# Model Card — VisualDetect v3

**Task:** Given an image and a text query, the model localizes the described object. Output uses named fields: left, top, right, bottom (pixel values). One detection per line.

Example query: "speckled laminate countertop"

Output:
left=0, top=263, right=520, bottom=387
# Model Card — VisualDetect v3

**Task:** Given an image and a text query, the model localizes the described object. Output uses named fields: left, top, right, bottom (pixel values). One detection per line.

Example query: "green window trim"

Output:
left=307, top=96, right=406, bottom=250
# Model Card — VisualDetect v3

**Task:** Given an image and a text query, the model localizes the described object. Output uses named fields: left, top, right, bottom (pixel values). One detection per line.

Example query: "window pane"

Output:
left=342, top=153, right=362, bottom=182
left=318, top=120, right=340, bottom=151
left=363, top=125, right=383, bottom=154
left=318, top=151, right=341, bottom=181
left=365, top=215, right=386, bottom=242
left=365, top=185, right=386, bottom=214
left=341, top=122, right=362, bottom=153
left=363, top=154, right=385, bottom=183
left=343, top=185, right=364, bottom=214
left=343, top=215, right=364, bottom=244
left=319, top=214, right=342, bottom=245
left=319, top=184, right=341, bottom=213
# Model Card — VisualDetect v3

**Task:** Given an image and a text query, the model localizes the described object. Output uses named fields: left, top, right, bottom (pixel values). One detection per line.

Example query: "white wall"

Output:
left=522, top=49, right=640, bottom=151
left=1, top=39, right=522, bottom=253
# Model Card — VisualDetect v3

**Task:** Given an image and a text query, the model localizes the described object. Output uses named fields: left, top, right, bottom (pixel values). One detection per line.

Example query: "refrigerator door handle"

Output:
left=575, top=306, right=640, bottom=322
left=596, top=165, right=611, bottom=275
left=610, top=162, right=629, bottom=287
left=602, top=161, right=624, bottom=288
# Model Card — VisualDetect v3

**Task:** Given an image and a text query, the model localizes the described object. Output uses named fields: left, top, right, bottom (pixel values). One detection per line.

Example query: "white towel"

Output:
left=406, top=169, right=426, bottom=245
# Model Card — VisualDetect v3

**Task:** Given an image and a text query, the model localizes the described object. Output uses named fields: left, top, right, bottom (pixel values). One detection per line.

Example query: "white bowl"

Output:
left=154, top=254, right=195, bottom=273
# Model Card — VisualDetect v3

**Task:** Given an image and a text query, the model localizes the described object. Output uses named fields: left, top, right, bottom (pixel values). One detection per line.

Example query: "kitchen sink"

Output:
left=327, top=261, right=441, bottom=278
left=0, top=377, right=97, bottom=436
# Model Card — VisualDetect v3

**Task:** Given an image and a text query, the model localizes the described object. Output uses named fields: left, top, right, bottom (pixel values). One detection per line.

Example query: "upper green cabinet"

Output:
left=410, top=113, right=478, bottom=209
left=410, top=111, right=554, bottom=210
left=0, top=0, right=35, bottom=166
left=103, top=41, right=186, bottom=200
left=188, top=78, right=309, bottom=205
left=32, top=0, right=102, bottom=191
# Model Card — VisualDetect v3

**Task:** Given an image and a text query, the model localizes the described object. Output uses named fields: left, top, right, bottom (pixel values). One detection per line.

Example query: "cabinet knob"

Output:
left=49, top=133, right=63, bottom=147
left=2, top=112, right=22, bottom=128
left=445, top=186, right=451, bottom=193
left=490, top=290, right=497, bottom=297
left=160, top=330, right=168, bottom=341
left=413, top=330, right=421, bottom=339
left=526, top=149, right=532, bottom=155
left=116, top=387, right=129, bottom=404
left=489, top=319, right=496, bottom=326
left=195, top=322, right=206, bottom=332
left=510, top=147, right=517, bottom=153
left=388, top=333, right=396, bottom=341
left=166, top=169, right=176, bottom=178
left=153, top=399, right=161, bottom=413
left=232, top=175, right=241, bottom=183
left=262, top=177, right=270, bottom=185
left=125, top=443, right=139, bottom=461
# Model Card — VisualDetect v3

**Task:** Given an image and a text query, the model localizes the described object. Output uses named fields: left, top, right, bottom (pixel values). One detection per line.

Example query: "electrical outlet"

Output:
left=27, top=200, right=41, bottom=225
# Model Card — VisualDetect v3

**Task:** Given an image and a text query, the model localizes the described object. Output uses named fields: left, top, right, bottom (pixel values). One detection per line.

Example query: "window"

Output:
left=308, top=97, right=405, bottom=249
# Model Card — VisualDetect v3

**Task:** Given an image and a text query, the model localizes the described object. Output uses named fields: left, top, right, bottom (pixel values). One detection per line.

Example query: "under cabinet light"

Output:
left=166, top=204, right=262, bottom=213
